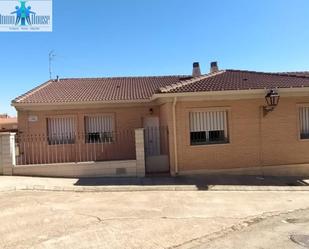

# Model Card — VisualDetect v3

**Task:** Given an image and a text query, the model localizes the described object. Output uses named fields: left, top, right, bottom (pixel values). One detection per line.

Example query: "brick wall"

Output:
left=171, top=96, right=309, bottom=173
left=16, top=106, right=157, bottom=165
left=15, top=96, right=309, bottom=175
left=18, top=106, right=159, bottom=135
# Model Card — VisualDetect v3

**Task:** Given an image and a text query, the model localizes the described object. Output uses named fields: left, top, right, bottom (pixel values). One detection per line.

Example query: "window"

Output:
left=300, top=107, right=309, bottom=139
left=85, top=115, right=114, bottom=143
left=189, top=110, right=229, bottom=145
left=47, top=117, right=76, bottom=145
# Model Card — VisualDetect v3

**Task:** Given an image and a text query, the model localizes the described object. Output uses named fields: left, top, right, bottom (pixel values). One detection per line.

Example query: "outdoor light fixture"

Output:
left=149, top=108, right=154, bottom=115
left=263, top=89, right=280, bottom=115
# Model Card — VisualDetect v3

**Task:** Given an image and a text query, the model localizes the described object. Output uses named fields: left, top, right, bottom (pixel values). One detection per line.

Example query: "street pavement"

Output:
left=1, top=190, right=309, bottom=248
left=194, top=208, right=309, bottom=249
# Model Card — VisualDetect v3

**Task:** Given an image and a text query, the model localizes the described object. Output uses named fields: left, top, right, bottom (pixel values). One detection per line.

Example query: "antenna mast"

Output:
left=49, top=50, right=56, bottom=79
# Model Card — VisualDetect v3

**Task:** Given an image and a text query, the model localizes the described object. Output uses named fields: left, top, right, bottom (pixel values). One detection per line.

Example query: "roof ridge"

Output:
left=58, top=75, right=190, bottom=81
left=159, top=71, right=226, bottom=93
left=12, top=80, right=53, bottom=104
left=279, top=71, right=309, bottom=78
left=226, top=69, right=309, bottom=79
left=284, top=71, right=309, bottom=73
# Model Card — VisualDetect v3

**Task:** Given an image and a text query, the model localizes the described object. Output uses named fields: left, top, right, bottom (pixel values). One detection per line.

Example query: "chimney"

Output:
left=210, top=61, right=219, bottom=73
left=192, top=62, right=201, bottom=77
left=56, top=75, right=60, bottom=82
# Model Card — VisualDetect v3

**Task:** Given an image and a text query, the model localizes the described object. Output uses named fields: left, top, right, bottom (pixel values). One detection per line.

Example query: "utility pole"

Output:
left=49, top=50, right=56, bottom=80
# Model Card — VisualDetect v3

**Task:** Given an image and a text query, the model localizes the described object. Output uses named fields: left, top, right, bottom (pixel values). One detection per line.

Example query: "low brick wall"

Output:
left=1, top=129, right=146, bottom=178
left=13, top=160, right=138, bottom=178
left=179, top=163, right=309, bottom=177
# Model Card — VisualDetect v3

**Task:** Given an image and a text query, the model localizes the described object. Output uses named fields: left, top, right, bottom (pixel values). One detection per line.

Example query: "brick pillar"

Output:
left=135, top=128, right=145, bottom=177
left=0, top=133, right=16, bottom=176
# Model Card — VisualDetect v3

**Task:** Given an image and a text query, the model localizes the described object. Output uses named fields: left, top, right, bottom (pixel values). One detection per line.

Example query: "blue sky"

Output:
left=1, top=0, right=309, bottom=116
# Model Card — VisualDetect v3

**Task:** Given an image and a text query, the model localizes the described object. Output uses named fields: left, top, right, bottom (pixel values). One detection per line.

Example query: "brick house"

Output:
left=11, top=62, right=309, bottom=176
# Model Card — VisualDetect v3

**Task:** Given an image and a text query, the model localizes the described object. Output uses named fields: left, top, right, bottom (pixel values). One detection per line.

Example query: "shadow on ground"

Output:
left=74, top=175, right=309, bottom=190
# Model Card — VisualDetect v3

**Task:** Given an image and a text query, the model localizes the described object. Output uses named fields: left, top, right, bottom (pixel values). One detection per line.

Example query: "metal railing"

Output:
left=15, top=130, right=136, bottom=165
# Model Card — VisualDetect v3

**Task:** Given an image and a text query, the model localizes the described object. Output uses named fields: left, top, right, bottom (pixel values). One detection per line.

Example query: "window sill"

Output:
left=299, top=138, right=309, bottom=142
left=85, top=142, right=114, bottom=145
left=189, top=142, right=230, bottom=148
left=48, top=143, right=75, bottom=146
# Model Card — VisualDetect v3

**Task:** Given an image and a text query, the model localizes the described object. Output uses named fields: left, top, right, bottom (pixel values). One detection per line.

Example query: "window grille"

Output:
left=47, top=117, right=75, bottom=145
left=85, top=115, right=114, bottom=143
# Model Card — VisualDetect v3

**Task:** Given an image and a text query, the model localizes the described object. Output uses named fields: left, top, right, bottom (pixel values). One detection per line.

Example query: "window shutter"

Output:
left=85, top=115, right=114, bottom=133
left=300, top=107, right=309, bottom=138
left=189, top=111, right=228, bottom=132
left=47, top=117, right=75, bottom=144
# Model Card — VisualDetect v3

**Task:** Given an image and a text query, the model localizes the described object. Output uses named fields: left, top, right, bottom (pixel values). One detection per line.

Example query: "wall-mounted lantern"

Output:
left=263, top=89, right=280, bottom=116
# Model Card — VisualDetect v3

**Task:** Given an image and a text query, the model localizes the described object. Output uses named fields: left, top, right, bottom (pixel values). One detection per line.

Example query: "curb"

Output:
left=1, top=185, right=309, bottom=192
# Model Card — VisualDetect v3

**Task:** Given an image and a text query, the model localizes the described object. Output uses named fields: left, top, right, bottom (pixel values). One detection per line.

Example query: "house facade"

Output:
left=11, top=62, right=309, bottom=177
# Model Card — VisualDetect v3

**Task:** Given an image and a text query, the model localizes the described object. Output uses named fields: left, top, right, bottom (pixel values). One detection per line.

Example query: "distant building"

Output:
left=0, top=114, right=18, bottom=132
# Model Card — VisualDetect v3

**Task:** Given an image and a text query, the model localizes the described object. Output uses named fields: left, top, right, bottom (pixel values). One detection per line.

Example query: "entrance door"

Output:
left=144, top=117, right=161, bottom=156
left=144, top=117, right=170, bottom=174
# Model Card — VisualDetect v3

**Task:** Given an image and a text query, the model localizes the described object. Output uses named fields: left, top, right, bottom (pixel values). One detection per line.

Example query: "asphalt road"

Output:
left=1, top=191, right=309, bottom=249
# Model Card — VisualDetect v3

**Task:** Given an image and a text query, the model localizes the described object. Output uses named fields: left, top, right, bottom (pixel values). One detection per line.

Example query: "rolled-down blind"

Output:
left=300, top=107, right=309, bottom=136
left=85, top=115, right=114, bottom=133
left=189, top=111, right=228, bottom=132
left=47, top=117, right=75, bottom=137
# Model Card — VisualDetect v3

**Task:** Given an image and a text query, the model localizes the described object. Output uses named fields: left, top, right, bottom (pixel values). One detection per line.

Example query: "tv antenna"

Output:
left=49, top=50, right=56, bottom=79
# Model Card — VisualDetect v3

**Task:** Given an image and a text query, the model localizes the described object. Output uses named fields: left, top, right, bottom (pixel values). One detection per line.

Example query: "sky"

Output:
left=1, top=0, right=309, bottom=116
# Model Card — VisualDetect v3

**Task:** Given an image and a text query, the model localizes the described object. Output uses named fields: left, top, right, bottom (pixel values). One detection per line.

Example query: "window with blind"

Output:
left=300, top=107, right=309, bottom=139
left=85, top=115, right=114, bottom=143
left=47, top=117, right=76, bottom=145
left=189, top=110, right=229, bottom=145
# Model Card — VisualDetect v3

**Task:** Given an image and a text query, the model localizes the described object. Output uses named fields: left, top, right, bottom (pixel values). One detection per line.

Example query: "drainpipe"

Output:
left=172, top=97, right=179, bottom=175
left=258, top=106, right=265, bottom=178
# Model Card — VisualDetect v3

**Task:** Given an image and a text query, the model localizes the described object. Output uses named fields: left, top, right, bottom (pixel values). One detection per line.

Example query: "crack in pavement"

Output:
left=74, top=214, right=246, bottom=223
left=75, top=213, right=103, bottom=222
left=168, top=207, right=309, bottom=249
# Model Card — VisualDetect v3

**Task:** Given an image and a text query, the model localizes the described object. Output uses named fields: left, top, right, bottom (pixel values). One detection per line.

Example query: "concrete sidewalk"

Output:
left=1, top=175, right=309, bottom=192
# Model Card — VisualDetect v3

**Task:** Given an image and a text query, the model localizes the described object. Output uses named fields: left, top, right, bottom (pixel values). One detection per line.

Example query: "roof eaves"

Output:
left=152, top=86, right=309, bottom=101
left=11, top=98, right=152, bottom=107
left=12, top=80, right=54, bottom=104
left=158, top=70, right=226, bottom=93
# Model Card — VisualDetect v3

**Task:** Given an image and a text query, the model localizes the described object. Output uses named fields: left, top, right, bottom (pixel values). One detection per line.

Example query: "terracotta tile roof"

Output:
left=0, top=117, right=17, bottom=124
left=0, top=117, right=18, bottom=132
left=159, top=70, right=309, bottom=93
left=13, top=76, right=189, bottom=104
left=13, top=70, right=309, bottom=105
